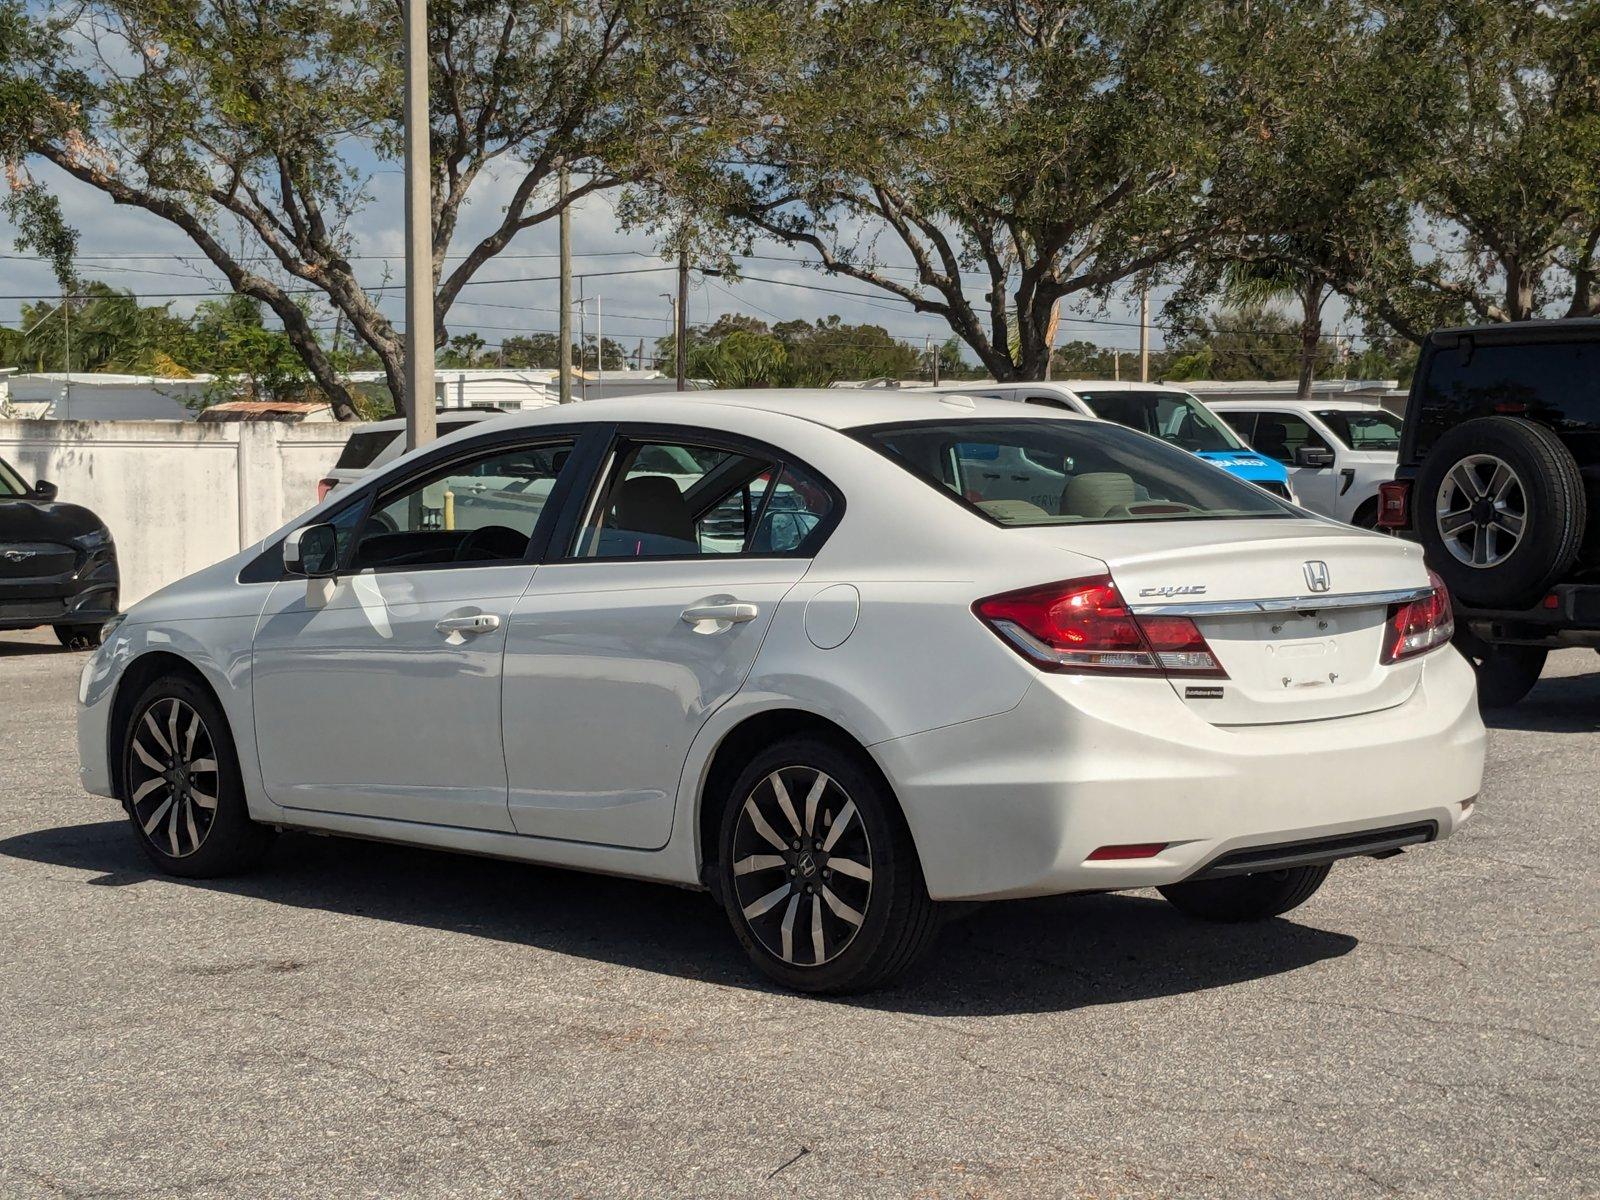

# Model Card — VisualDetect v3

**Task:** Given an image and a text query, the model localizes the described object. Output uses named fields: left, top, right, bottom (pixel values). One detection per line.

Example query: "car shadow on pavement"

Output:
left=1, top=818, right=1357, bottom=1017
left=0, top=638, right=74, bottom=658
left=1484, top=667, right=1600, bottom=734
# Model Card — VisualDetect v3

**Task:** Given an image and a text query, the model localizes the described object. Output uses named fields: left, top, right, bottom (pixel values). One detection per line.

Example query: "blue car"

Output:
left=930, top=380, right=1298, bottom=503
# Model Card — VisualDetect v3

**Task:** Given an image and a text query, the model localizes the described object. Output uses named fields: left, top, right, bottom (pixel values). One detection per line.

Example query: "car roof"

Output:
left=1426, top=317, right=1600, bottom=344
left=467, top=388, right=1098, bottom=433
left=1205, top=397, right=1393, bottom=411
left=926, top=380, right=1198, bottom=397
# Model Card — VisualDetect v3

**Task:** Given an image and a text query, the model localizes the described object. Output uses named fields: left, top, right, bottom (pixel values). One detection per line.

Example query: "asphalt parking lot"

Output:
left=0, top=629, right=1595, bottom=1199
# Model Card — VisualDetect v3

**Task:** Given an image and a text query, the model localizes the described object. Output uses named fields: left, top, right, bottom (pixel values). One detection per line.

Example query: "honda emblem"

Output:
left=1303, top=560, right=1331, bottom=593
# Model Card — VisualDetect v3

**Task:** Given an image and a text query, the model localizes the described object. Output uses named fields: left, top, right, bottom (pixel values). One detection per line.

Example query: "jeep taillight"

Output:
left=1377, top=479, right=1411, bottom=529
left=1381, top=570, right=1454, bottom=663
left=316, top=477, right=337, bottom=503
left=973, top=575, right=1227, bottom=678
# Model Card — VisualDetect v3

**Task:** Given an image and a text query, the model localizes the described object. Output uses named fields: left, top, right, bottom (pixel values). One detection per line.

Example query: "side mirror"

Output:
left=284, top=523, right=341, bottom=578
left=1294, top=446, right=1335, bottom=468
left=31, top=479, right=58, bottom=502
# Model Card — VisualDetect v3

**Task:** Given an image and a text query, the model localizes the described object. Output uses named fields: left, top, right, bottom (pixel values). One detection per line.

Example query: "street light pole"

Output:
left=403, top=0, right=436, bottom=450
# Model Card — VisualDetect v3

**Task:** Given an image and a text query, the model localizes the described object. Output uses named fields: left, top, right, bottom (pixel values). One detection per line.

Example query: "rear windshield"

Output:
left=1414, top=338, right=1600, bottom=454
left=332, top=418, right=484, bottom=472
left=1073, top=389, right=1243, bottom=453
left=1316, top=409, right=1402, bottom=450
left=334, top=428, right=402, bottom=471
left=857, top=419, right=1294, bottom=526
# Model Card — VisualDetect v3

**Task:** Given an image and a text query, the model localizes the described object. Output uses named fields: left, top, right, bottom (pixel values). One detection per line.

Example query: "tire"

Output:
left=716, top=736, right=939, bottom=994
left=53, top=623, right=104, bottom=650
left=1350, top=499, right=1381, bottom=530
left=1414, top=417, right=1585, bottom=608
left=120, top=675, right=274, bottom=878
left=1458, top=638, right=1546, bottom=710
left=1159, top=863, right=1331, bottom=922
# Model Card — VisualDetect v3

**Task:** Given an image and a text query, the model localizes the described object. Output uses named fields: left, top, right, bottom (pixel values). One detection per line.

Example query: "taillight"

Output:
left=1381, top=570, right=1454, bottom=663
left=973, top=575, right=1227, bottom=677
left=316, top=477, right=337, bottom=503
left=1376, top=479, right=1411, bottom=529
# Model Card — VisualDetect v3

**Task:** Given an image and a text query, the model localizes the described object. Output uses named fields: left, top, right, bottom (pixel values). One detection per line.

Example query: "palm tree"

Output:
left=1222, top=236, right=1336, bottom=399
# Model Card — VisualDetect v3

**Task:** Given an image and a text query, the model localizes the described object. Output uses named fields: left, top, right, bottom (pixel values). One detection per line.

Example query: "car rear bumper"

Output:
left=1456, top=583, right=1600, bottom=647
left=874, top=647, right=1484, bottom=901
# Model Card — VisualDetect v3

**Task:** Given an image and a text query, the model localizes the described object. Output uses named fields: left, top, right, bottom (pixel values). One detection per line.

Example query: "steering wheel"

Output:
left=452, top=524, right=529, bottom=562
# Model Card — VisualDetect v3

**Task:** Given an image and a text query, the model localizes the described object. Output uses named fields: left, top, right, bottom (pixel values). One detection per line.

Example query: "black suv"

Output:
left=0, top=455, right=119, bottom=648
left=1381, top=319, right=1600, bottom=707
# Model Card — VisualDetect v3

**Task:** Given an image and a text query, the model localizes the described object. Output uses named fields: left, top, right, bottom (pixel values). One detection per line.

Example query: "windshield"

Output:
left=1315, top=409, right=1402, bottom=451
left=857, top=419, right=1294, bottom=526
left=0, top=457, right=28, bottom=497
left=1073, top=390, right=1243, bottom=453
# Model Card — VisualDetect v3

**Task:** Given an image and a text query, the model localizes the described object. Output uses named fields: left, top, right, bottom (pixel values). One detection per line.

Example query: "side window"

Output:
left=575, top=438, right=836, bottom=559
left=576, top=440, right=777, bottom=559
left=357, top=439, right=574, bottom=569
left=1023, top=394, right=1075, bottom=411
left=1219, top=411, right=1258, bottom=441
left=1250, top=411, right=1330, bottom=465
left=751, top=463, right=836, bottom=553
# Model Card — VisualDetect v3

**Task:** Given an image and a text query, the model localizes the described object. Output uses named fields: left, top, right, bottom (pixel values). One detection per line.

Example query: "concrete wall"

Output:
left=0, top=419, right=348, bottom=605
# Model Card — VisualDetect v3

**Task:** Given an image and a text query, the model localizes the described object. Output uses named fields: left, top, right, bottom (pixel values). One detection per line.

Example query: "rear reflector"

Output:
left=1381, top=570, right=1454, bottom=663
left=1087, top=843, right=1167, bottom=861
left=316, top=477, right=337, bottom=503
left=974, top=575, right=1227, bottom=677
left=1376, top=479, right=1411, bottom=529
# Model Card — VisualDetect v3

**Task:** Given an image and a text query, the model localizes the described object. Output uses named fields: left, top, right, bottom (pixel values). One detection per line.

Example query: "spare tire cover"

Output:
left=1414, top=416, right=1586, bottom=608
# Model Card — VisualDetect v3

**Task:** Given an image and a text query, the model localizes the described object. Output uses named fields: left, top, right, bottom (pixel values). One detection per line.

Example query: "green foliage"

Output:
left=188, top=295, right=311, bottom=406
left=658, top=313, right=925, bottom=386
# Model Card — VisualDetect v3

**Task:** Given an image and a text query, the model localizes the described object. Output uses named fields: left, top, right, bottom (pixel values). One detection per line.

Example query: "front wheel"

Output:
left=1159, top=864, right=1331, bottom=922
left=121, top=675, right=274, bottom=878
left=717, top=736, right=938, bottom=994
left=54, top=623, right=104, bottom=649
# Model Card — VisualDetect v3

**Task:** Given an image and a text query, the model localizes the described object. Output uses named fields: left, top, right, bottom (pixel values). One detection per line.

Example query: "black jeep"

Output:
left=1381, top=319, right=1600, bottom=708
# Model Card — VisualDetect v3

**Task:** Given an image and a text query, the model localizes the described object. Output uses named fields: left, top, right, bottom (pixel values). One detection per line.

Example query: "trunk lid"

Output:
left=1019, top=518, right=1431, bottom=725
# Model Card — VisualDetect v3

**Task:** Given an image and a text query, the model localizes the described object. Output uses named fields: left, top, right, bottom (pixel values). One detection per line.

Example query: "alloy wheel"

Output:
left=1436, top=454, right=1527, bottom=568
left=730, top=766, right=873, bottom=967
left=128, top=697, right=220, bottom=858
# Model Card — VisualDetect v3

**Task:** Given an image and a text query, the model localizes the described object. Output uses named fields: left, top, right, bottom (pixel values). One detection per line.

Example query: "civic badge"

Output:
left=1303, top=560, right=1331, bottom=593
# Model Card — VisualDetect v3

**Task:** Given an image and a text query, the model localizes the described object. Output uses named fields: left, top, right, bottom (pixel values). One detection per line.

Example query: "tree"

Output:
left=189, top=295, right=312, bottom=404
left=1, top=0, right=742, bottom=416
left=714, top=0, right=1251, bottom=380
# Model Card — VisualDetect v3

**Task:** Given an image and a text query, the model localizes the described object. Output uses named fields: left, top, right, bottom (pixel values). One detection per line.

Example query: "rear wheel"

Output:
left=717, top=736, right=938, bottom=994
left=1159, top=863, right=1331, bottom=922
left=121, top=676, right=273, bottom=877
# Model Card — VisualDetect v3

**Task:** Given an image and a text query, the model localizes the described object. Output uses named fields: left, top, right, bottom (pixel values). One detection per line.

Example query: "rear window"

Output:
left=1414, top=338, right=1600, bottom=454
left=1316, top=409, right=1402, bottom=450
left=334, top=428, right=402, bottom=471
left=857, top=419, right=1293, bottom=526
left=1074, top=390, right=1243, bottom=453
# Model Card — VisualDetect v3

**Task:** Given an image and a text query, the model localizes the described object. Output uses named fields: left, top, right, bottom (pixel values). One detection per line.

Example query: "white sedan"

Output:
left=77, top=391, right=1484, bottom=993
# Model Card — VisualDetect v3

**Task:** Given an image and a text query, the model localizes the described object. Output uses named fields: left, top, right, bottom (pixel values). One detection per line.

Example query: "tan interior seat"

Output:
left=1061, top=472, right=1136, bottom=519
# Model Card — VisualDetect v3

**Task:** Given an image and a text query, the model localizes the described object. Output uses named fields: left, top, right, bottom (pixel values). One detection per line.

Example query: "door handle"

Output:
left=435, top=613, right=502, bottom=636
left=680, top=602, right=759, bottom=625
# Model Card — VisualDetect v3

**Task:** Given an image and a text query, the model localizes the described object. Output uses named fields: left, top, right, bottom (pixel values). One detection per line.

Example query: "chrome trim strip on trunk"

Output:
left=1129, top=586, right=1433, bottom=617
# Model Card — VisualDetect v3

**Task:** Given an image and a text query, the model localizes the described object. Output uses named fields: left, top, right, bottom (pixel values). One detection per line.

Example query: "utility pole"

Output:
left=1138, top=286, right=1150, bottom=383
left=402, top=0, right=436, bottom=450
left=1114, top=349, right=1121, bottom=381
left=556, top=29, right=573, bottom=404
left=62, top=294, right=72, bottom=419
left=675, top=245, right=689, bottom=390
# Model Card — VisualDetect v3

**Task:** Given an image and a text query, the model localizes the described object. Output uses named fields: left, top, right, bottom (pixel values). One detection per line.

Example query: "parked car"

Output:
left=80, top=391, right=1483, bottom=993
left=1379, top=319, right=1600, bottom=708
left=1208, top=397, right=1401, bottom=526
left=317, top=408, right=504, bottom=501
left=927, top=381, right=1298, bottom=501
left=0, top=455, right=119, bottom=648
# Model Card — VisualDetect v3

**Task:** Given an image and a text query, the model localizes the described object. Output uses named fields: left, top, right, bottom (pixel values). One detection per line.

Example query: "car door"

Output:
left=501, top=427, right=840, bottom=849
left=1250, top=409, right=1339, bottom=516
left=251, top=431, right=588, bottom=831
